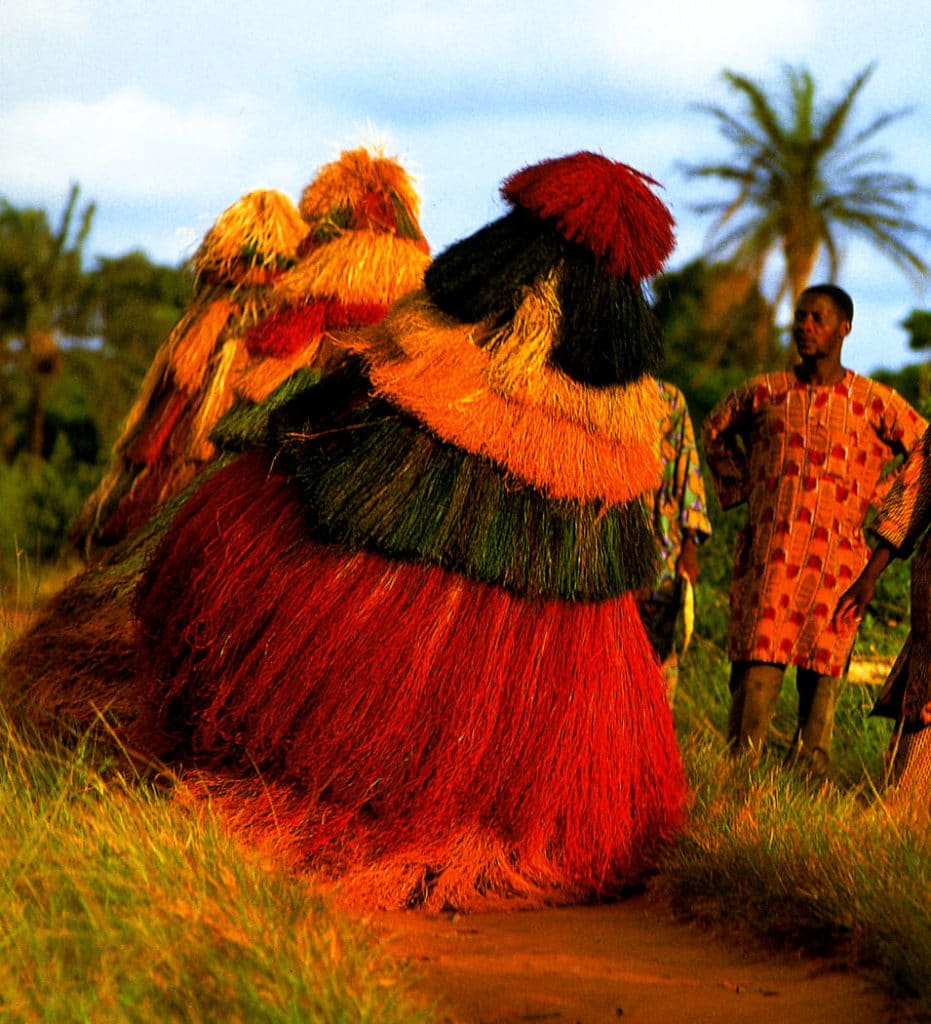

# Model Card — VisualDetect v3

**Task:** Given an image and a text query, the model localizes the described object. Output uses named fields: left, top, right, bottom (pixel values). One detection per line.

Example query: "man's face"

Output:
left=792, top=293, right=850, bottom=361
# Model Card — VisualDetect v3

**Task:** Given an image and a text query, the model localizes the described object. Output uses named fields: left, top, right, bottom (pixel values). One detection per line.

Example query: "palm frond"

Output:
left=687, top=62, right=929, bottom=305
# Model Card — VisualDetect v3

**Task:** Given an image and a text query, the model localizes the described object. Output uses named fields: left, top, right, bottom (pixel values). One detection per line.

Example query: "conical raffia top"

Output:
left=298, top=145, right=428, bottom=248
left=193, top=189, right=307, bottom=287
left=416, top=151, right=675, bottom=393
left=231, top=147, right=431, bottom=406
left=501, top=151, right=675, bottom=282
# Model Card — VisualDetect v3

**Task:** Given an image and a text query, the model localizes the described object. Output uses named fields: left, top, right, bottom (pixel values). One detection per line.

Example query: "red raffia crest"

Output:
left=501, top=151, right=675, bottom=281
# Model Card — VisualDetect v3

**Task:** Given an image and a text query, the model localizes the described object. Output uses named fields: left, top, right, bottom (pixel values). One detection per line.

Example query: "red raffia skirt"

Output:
left=136, top=452, right=688, bottom=909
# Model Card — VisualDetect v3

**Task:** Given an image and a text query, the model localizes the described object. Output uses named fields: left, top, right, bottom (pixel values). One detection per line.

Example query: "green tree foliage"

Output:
left=0, top=191, right=191, bottom=579
left=653, top=259, right=780, bottom=423
left=0, top=185, right=96, bottom=460
left=898, top=309, right=931, bottom=411
left=902, top=309, right=931, bottom=352
left=684, top=64, right=930, bottom=341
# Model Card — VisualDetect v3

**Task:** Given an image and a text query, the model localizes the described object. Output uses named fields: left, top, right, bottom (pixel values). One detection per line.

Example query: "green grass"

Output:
left=665, top=585, right=931, bottom=1017
left=655, top=732, right=931, bottom=1008
left=0, top=712, right=434, bottom=1024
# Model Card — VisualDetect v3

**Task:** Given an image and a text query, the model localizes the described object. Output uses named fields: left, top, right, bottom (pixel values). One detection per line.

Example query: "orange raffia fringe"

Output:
left=356, top=292, right=662, bottom=504
left=193, top=189, right=306, bottom=285
left=365, top=278, right=665, bottom=440
left=272, top=231, right=430, bottom=308
left=300, top=146, right=423, bottom=229
left=234, top=333, right=346, bottom=404
left=166, top=296, right=238, bottom=394
left=184, top=338, right=248, bottom=459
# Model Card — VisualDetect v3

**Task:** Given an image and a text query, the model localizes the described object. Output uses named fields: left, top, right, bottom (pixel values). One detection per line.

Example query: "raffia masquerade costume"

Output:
left=68, top=189, right=307, bottom=558
left=127, top=152, right=688, bottom=911
left=2, top=148, right=430, bottom=736
left=70, top=149, right=431, bottom=558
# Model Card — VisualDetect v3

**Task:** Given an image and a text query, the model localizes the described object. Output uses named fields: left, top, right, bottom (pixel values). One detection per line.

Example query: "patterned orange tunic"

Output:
left=703, top=369, right=926, bottom=676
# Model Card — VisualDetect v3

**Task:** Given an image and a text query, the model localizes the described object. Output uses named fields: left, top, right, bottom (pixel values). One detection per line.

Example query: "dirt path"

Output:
left=371, top=892, right=901, bottom=1024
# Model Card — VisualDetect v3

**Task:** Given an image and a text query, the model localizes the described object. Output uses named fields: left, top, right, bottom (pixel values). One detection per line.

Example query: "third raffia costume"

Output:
left=1, top=146, right=430, bottom=734
left=70, top=147, right=430, bottom=557
left=69, top=188, right=308, bottom=559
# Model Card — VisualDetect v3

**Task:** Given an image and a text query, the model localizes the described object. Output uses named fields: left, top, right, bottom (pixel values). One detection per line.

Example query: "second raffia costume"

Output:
left=0, top=146, right=430, bottom=732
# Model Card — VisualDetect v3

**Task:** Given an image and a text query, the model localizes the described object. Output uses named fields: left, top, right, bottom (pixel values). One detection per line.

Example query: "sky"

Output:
left=1, top=0, right=928, bottom=374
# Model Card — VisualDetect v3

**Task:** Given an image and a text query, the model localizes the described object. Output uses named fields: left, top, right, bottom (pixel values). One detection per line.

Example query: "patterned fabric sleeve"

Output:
left=700, top=379, right=755, bottom=510
left=868, top=385, right=928, bottom=510
left=669, top=387, right=712, bottom=542
left=872, top=424, right=931, bottom=554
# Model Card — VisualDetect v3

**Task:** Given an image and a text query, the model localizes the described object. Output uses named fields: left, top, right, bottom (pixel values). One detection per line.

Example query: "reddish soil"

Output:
left=371, top=891, right=904, bottom=1024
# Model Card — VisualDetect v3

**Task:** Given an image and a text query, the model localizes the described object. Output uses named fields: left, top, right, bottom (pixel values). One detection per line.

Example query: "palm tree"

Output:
left=0, top=184, right=95, bottom=458
left=683, top=64, right=929, bottom=322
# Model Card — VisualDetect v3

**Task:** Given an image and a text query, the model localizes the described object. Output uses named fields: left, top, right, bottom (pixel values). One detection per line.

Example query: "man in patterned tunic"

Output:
left=702, top=284, right=926, bottom=773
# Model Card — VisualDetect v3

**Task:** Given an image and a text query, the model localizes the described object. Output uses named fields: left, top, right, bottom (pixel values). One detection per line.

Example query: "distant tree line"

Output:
left=0, top=186, right=191, bottom=578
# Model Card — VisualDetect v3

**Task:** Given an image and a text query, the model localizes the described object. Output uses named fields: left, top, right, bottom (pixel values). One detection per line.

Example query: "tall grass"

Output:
left=665, top=586, right=931, bottom=1016
left=655, top=733, right=931, bottom=1008
left=0, top=711, right=434, bottom=1023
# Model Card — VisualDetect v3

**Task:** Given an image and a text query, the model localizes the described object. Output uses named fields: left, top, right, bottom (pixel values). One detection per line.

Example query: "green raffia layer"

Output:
left=423, top=208, right=663, bottom=388
left=211, top=365, right=325, bottom=451
left=273, top=371, right=659, bottom=601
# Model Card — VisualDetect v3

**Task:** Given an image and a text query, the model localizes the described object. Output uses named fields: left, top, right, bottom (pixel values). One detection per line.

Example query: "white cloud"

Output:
left=0, top=0, right=88, bottom=39
left=0, top=89, right=251, bottom=202
left=590, top=0, right=820, bottom=90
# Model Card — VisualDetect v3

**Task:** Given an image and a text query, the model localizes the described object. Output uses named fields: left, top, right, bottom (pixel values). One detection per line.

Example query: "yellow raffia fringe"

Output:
left=272, top=231, right=430, bottom=307
left=184, top=339, right=249, bottom=460
left=234, top=333, right=347, bottom=404
left=361, top=290, right=664, bottom=442
left=194, top=189, right=306, bottom=284
left=167, top=297, right=238, bottom=394
left=485, top=272, right=665, bottom=433
left=300, top=146, right=422, bottom=227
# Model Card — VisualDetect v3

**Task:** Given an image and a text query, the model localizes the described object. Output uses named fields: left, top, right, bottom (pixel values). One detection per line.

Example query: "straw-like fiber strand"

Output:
left=272, top=231, right=430, bottom=307
left=166, top=298, right=238, bottom=393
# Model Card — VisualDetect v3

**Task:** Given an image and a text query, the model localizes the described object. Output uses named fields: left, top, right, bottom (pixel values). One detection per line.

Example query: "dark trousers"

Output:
left=727, top=660, right=839, bottom=775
